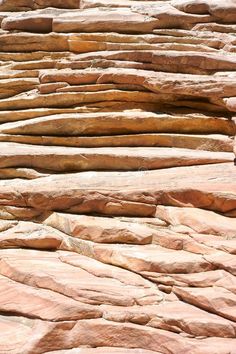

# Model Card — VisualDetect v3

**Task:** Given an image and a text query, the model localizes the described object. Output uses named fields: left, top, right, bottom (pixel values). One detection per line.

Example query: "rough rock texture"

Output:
left=0, top=0, right=235, bottom=353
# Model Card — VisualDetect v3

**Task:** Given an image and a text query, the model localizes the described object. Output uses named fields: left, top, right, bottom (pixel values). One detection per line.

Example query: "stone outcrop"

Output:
left=0, top=0, right=235, bottom=353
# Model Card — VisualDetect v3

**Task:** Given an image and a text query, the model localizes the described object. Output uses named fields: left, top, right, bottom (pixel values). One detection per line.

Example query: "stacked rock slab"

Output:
left=0, top=0, right=236, bottom=353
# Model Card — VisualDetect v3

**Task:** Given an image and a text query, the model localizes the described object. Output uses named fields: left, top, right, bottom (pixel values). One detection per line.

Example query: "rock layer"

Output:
left=0, top=0, right=235, bottom=353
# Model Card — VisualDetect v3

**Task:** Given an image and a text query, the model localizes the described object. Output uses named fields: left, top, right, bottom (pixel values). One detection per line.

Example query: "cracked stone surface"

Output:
left=0, top=0, right=235, bottom=353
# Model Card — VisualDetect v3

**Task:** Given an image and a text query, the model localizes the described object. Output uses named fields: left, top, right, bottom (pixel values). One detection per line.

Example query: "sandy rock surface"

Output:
left=0, top=0, right=235, bottom=353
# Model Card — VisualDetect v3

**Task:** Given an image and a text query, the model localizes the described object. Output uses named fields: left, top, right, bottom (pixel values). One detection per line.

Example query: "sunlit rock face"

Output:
left=0, top=0, right=235, bottom=353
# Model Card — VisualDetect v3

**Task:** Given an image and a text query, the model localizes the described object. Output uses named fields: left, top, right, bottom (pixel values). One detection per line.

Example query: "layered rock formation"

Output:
left=0, top=0, right=236, bottom=353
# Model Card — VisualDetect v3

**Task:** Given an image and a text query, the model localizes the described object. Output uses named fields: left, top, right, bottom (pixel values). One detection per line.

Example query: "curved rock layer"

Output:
left=0, top=0, right=236, bottom=353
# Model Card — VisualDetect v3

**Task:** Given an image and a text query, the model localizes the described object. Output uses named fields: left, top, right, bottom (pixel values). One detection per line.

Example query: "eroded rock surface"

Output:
left=0, top=0, right=235, bottom=353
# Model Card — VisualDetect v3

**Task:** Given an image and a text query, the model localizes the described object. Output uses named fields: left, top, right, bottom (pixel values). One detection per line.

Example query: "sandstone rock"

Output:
left=0, top=249, right=164, bottom=306
left=44, top=212, right=154, bottom=244
left=45, top=349, right=159, bottom=354
left=150, top=227, right=214, bottom=254
left=0, top=205, right=43, bottom=221
left=0, top=132, right=233, bottom=152
left=0, top=111, right=234, bottom=135
left=34, top=0, right=81, bottom=9
left=0, top=167, right=49, bottom=179
left=69, top=30, right=235, bottom=52
left=1, top=12, right=53, bottom=32
left=53, top=8, right=159, bottom=34
left=190, top=234, right=236, bottom=254
left=0, top=90, right=168, bottom=111
left=224, top=96, right=236, bottom=112
left=0, top=220, right=66, bottom=249
left=62, top=49, right=236, bottom=74
left=155, top=206, right=236, bottom=238
left=25, top=67, right=236, bottom=112
left=27, top=317, right=236, bottom=354
left=0, top=0, right=81, bottom=11
left=172, top=0, right=236, bottom=23
left=0, top=106, right=100, bottom=123
left=142, top=269, right=236, bottom=294
left=0, top=77, right=39, bottom=99
left=1, top=314, right=236, bottom=354
left=132, top=2, right=213, bottom=29
left=173, top=286, right=236, bottom=321
left=39, top=67, right=236, bottom=100
left=0, top=273, right=102, bottom=321
left=102, top=300, right=236, bottom=337
left=193, top=22, right=236, bottom=33
left=58, top=251, right=152, bottom=288
left=0, top=142, right=232, bottom=172
left=68, top=37, right=219, bottom=54
left=92, top=243, right=215, bottom=274
left=0, top=0, right=33, bottom=11
left=117, top=216, right=167, bottom=227
left=0, top=162, right=235, bottom=215
left=204, top=252, right=236, bottom=275
left=52, top=4, right=215, bottom=34
left=80, top=0, right=149, bottom=9
left=0, top=32, right=69, bottom=52
left=0, top=0, right=235, bottom=352
left=0, top=8, right=83, bottom=32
